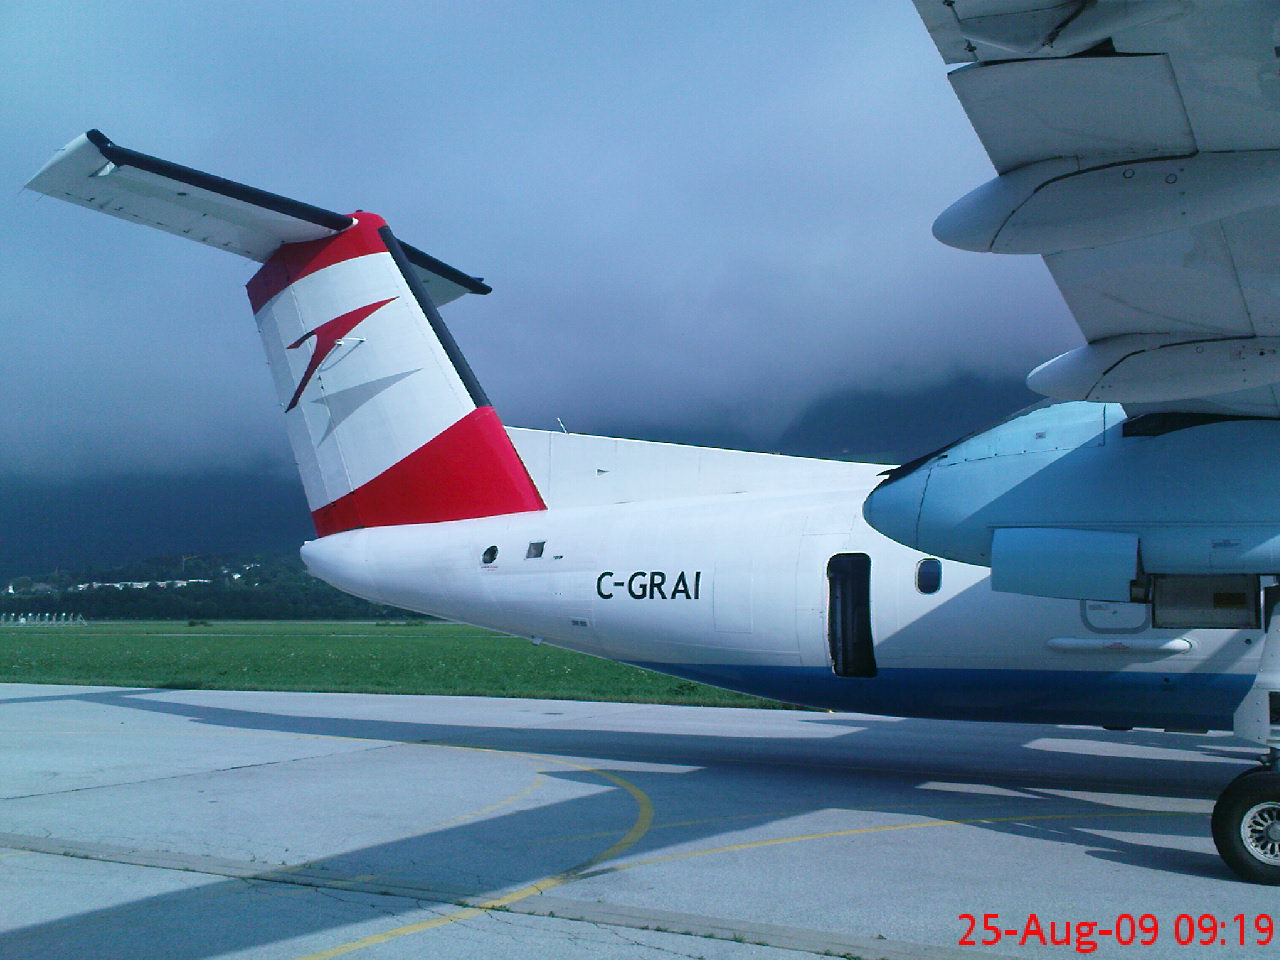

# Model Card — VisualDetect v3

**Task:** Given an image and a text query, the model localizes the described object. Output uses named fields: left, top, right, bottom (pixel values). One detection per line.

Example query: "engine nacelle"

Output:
left=933, top=150, right=1280, bottom=255
left=863, top=401, right=1280, bottom=615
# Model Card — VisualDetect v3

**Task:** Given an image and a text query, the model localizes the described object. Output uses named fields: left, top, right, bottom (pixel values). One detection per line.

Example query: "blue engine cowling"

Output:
left=862, top=401, right=1280, bottom=602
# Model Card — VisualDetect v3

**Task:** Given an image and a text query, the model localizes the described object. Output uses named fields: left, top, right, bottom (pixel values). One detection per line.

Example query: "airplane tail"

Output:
left=27, top=130, right=546, bottom=536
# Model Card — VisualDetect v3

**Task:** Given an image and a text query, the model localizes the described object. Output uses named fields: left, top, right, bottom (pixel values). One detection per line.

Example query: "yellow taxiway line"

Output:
left=291, top=748, right=654, bottom=960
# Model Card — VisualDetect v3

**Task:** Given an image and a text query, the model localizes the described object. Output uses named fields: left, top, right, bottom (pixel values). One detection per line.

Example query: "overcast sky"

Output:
left=3, top=1, right=1080, bottom=488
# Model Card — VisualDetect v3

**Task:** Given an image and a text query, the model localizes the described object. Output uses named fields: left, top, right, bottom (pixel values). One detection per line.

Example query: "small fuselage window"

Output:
left=916, top=558, right=942, bottom=595
left=526, top=541, right=545, bottom=559
left=481, top=545, right=499, bottom=565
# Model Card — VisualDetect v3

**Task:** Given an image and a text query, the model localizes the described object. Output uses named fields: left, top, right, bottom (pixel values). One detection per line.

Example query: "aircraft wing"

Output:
left=912, top=0, right=1280, bottom=417
left=26, top=130, right=489, bottom=306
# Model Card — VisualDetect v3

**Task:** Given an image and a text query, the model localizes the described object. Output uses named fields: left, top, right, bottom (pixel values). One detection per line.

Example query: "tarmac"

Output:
left=1, top=683, right=1276, bottom=959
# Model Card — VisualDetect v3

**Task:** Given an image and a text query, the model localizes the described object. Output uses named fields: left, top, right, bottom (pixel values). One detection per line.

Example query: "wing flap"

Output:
left=912, top=0, right=1280, bottom=416
left=911, top=0, right=1085, bottom=64
left=950, top=55, right=1194, bottom=173
left=1044, top=223, right=1254, bottom=341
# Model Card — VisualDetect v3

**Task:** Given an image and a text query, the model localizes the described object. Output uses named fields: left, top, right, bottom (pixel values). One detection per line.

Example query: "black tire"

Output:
left=1226, top=765, right=1272, bottom=788
left=1212, top=771, right=1280, bottom=884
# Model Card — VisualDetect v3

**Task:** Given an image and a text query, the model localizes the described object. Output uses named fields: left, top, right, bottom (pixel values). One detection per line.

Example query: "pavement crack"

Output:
left=1, top=741, right=400, bottom=801
left=601, top=922, right=710, bottom=959
left=310, top=885, right=393, bottom=914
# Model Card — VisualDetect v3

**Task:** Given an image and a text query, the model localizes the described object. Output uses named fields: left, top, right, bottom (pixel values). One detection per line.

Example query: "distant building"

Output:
left=70, top=579, right=212, bottom=592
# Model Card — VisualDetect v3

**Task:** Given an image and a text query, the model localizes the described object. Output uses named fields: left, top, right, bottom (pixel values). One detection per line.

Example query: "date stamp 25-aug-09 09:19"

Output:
left=958, top=912, right=1275, bottom=954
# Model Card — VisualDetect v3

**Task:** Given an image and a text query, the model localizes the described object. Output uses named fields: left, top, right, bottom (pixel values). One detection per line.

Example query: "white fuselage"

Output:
left=302, top=428, right=1261, bottom=730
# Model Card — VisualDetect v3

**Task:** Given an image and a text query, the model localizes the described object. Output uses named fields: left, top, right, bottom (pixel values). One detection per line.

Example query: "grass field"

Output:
left=0, top=620, right=783, bottom=707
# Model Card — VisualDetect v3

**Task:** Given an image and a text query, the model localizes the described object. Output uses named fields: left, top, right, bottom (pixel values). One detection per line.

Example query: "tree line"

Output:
left=1, top=553, right=428, bottom=621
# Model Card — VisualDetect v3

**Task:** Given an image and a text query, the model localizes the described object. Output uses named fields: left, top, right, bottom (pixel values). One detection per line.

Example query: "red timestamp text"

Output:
left=959, top=912, right=1275, bottom=953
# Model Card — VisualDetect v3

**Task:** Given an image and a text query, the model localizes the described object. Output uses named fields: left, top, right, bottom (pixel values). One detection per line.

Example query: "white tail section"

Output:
left=28, top=131, right=546, bottom=536
left=248, top=213, right=545, bottom=535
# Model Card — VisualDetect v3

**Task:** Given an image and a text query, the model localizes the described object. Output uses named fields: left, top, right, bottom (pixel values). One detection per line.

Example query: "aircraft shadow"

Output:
left=0, top=687, right=1258, bottom=959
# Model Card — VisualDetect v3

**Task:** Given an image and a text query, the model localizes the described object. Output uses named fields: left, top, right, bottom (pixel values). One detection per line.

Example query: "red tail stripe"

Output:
left=247, top=212, right=389, bottom=314
left=311, top=406, right=547, bottom=537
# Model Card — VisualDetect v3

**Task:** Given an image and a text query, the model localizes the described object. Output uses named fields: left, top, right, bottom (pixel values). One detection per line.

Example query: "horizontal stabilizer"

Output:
left=26, top=130, right=489, bottom=306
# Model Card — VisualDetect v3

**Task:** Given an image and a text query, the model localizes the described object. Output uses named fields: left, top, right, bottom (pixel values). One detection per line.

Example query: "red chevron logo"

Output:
left=285, top=297, right=397, bottom=411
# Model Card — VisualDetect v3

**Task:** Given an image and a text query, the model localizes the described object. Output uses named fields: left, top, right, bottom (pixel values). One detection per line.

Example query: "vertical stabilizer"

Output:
left=26, top=131, right=545, bottom=536
left=248, top=213, right=545, bottom=535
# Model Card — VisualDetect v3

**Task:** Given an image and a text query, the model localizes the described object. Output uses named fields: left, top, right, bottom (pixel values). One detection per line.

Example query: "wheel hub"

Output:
left=1241, top=802, right=1280, bottom=865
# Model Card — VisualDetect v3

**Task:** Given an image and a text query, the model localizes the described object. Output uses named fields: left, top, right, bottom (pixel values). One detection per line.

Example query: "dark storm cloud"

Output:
left=3, top=1, right=1081, bottom=484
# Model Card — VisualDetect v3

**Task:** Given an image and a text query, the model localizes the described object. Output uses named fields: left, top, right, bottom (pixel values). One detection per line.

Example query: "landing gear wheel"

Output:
left=1212, top=771, right=1280, bottom=884
left=1225, top=764, right=1273, bottom=788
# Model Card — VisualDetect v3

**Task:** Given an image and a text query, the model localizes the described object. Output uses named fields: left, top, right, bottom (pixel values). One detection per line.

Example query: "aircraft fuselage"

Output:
left=302, top=471, right=1259, bottom=731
